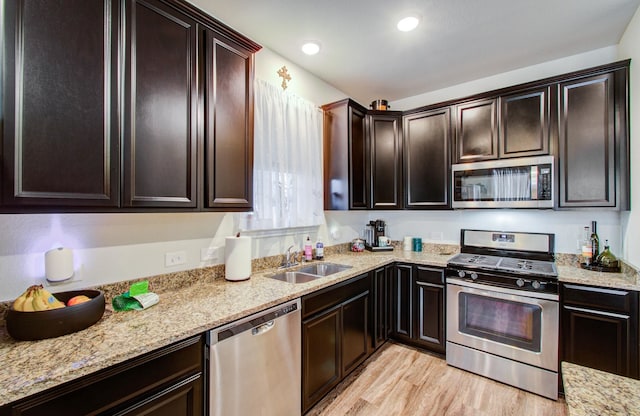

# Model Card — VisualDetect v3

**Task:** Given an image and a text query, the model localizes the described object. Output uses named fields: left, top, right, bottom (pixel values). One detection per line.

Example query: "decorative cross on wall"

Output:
left=277, top=66, right=291, bottom=90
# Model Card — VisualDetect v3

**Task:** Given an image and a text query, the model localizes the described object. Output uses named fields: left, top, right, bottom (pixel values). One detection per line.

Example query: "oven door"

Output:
left=446, top=278, right=558, bottom=371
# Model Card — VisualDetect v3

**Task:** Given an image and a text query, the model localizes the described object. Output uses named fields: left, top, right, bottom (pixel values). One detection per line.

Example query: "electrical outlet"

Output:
left=165, top=251, right=187, bottom=267
left=431, top=231, right=444, bottom=241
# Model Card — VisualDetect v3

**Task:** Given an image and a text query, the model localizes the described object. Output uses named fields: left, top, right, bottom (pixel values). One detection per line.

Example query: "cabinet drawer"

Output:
left=8, top=336, right=203, bottom=415
left=302, top=273, right=370, bottom=319
left=415, top=266, right=444, bottom=285
left=562, top=283, right=637, bottom=314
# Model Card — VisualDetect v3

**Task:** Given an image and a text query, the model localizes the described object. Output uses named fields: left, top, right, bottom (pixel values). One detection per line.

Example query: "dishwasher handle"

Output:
left=209, top=299, right=300, bottom=344
left=252, top=321, right=275, bottom=336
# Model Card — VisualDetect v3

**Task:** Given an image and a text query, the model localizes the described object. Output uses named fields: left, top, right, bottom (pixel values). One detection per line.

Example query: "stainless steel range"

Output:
left=446, top=229, right=559, bottom=400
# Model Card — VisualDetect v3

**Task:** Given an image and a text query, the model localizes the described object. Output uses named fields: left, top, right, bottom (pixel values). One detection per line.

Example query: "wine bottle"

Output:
left=590, top=221, right=600, bottom=265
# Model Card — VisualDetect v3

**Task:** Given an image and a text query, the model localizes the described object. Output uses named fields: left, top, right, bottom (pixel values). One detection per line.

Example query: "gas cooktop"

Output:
left=448, top=252, right=558, bottom=278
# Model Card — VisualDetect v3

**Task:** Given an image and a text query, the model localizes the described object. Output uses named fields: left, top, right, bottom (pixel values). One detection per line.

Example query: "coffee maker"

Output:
left=364, top=219, right=393, bottom=251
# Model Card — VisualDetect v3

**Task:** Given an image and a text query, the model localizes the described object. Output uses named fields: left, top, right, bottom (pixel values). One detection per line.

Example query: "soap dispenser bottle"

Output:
left=316, top=239, right=324, bottom=260
left=304, top=237, right=313, bottom=261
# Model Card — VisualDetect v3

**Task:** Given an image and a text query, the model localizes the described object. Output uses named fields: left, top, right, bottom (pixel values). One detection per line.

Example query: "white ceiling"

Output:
left=188, top=0, right=639, bottom=105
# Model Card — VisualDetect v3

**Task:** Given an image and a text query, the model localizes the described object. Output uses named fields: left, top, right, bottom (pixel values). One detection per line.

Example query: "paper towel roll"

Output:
left=225, top=236, right=252, bottom=281
left=403, top=236, right=413, bottom=251
left=45, top=247, right=74, bottom=282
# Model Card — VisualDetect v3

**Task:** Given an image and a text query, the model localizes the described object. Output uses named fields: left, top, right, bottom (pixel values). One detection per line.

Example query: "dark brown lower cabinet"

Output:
left=372, top=265, right=394, bottom=349
left=413, top=266, right=446, bottom=354
left=391, top=263, right=446, bottom=354
left=302, top=273, right=371, bottom=413
left=1, top=336, right=204, bottom=416
left=561, top=283, right=639, bottom=379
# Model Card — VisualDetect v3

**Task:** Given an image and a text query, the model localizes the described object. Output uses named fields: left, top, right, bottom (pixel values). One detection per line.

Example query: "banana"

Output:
left=31, top=287, right=50, bottom=311
left=12, top=284, right=66, bottom=311
left=39, top=287, right=65, bottom=309
left=20, top=291, right=36, bottom=312
left=12, top=285, right=38, bottom=311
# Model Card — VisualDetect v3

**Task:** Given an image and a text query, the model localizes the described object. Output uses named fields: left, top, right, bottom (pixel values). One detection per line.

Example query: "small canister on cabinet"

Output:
left=351, top=238, right=365, bottom=252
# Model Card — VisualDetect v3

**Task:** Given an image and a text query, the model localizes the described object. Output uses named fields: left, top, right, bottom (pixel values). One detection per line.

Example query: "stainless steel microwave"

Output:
left=452, top=156, right=554, bottom=208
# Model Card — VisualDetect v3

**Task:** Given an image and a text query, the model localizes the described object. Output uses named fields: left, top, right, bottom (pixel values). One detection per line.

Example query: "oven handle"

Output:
left=446, top=277, right=559, bottom=301
left=563, top=305, right=629, bottom=319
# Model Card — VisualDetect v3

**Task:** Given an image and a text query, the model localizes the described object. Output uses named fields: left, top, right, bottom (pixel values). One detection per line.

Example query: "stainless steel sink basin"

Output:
left=297, top=262, right=352, bottom=276
left=268, top=271, right=321, bottom=284
left=268, top=262, right=352, bottom=283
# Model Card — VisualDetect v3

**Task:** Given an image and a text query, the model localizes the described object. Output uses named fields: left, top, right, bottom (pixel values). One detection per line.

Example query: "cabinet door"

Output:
left=123, top=0, right=198, bottom=208
left=342, top=292, right=369, bottom=375
left=499, top=87, right=550, bottom=158
left=205, top=33, right=254, bottom=210
left=113, top=374, right=203, bottom=416
left=302, top=305, right=341, bottom=412
left=561, top=283, right=638, bottom=378
left=392, top=264, right=413, bottom=340
left=322, top=99, right=368, bottom=210
left=403, top=108, right=451, bottom=209
left=413, top=266, right=446, bottom=354
left=455, top=98, right=498, bottom=162
left=368, top=113, right=402, bottom=209
left=2, top=0, right=120, bottom=207
left=558, top=72, right=616, bottom=208
left=373, top=267, right=388, bottom=349
left=349, top=106, right=369, bottom=209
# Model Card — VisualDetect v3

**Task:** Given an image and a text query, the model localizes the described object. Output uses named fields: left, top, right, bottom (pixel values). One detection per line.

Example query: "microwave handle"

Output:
left=531, top=165, right=538, bottom=200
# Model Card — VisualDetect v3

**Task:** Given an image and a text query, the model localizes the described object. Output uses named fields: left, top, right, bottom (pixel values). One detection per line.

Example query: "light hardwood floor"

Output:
left=307, top=342, right=568, bottom=416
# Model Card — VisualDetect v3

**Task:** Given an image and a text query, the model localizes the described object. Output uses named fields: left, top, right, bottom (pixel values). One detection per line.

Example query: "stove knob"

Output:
left=457, top=270, right=466, bottom=278
left=470, top=272, right=478, bottom=281
left=516, top=278, right=525, bottom=287
left=532, top=280, right=541, bottom=290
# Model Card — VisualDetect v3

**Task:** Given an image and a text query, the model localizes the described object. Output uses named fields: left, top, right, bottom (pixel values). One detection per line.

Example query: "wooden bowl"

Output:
left=5, top=289, right=105, bottom=341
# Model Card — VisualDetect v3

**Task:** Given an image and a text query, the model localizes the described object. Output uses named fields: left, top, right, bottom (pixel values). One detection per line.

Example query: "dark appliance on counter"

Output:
left=364, top=219, right=393, bottom=251
left=446, top=229, right=559, bottom=400
left=451, top=155, right=554, bottom=209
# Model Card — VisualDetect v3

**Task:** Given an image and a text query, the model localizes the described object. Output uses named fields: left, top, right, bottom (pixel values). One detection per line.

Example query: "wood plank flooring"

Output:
left=307, top=342, right=568, bottom=416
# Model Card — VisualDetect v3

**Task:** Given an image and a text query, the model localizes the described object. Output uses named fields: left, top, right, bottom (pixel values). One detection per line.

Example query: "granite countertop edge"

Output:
left=1, top=249, right=638, bottom=407
left=562, top=361, right=640, bottom=416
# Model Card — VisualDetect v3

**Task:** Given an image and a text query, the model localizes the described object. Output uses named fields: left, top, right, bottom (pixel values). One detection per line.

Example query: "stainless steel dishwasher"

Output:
left=207, top=298, right=301, bottom=416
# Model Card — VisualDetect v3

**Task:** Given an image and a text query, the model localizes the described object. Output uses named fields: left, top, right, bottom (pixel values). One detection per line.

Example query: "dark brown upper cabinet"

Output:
left=1, top=0, right=260, bottom=213
left=322, top=99, right=368, bottom=210
left=122, top=0, right=199, bottom=208
left=454, top=98, right=498, bottom=162
left=204, top=33, right=255, bottom=210
left=1, top=0, right=120, bottom=208
left=368, top=111, right=403, bottom=209
left=499, top=86, right=551, bottom=158
left=403, top=107, right=451, bottom=209
left=558, top=66, right=629, bottom=209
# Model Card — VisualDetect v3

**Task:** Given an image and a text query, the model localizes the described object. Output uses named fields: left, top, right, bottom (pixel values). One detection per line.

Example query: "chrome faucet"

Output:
left=281, top=245, right=298, bottom=268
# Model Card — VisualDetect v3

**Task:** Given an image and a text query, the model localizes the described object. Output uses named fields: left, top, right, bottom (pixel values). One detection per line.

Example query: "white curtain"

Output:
left=249, top=78, right=323, bottom=230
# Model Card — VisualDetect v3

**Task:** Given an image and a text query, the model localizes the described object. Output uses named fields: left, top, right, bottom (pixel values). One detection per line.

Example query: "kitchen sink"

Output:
left=297, top=262, right=352, bottom=276
left=268, top=271, right=322, bottom=284
left=268, top=262, right=352, bottom=283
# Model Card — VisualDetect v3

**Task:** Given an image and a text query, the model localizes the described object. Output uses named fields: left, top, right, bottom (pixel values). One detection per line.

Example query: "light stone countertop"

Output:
left=0, top=248, right=637, bottom=407
left=562, top=361, right=640, bottom=416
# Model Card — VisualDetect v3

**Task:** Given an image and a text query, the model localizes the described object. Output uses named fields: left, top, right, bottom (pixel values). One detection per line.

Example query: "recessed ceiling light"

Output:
left=397, top=15, right=420, bottom=32
left=301, top=42, right=320, bottom=55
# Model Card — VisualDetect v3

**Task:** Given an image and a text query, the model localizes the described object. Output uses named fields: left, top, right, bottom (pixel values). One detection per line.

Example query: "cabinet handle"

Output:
left=564, top=305, right=629, bottom=320
left=563, top=284, right=629, bottom=296
left=416, top=281, right=444, bottom=289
